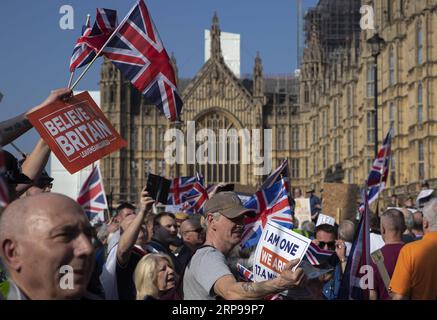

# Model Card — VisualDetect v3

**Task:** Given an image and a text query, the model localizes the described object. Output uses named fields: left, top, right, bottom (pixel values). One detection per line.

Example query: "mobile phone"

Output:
left=146, top=174, right=171, bottom=204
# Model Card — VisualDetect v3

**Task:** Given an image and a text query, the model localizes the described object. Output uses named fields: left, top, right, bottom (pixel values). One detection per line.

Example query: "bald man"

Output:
left=369, top=209, right=405, bottom=300
left=0, top=193, right=95, bottom=299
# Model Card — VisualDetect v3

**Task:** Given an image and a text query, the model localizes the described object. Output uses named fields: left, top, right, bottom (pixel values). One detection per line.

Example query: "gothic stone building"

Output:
left=298, top=0, right=437, bottom=204
left=100, top=14, right=298, bottom=205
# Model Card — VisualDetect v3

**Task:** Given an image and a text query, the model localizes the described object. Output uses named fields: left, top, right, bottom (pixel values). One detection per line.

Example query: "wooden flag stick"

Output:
left=69, top=4, right=136, bottom=91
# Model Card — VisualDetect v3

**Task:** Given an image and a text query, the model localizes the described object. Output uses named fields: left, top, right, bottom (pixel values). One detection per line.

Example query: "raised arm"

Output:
left=116, top=189, right=154, bottom=266
left=0, top=88, right=72, bottom=146
left=213, top=259, right=305, bottom=300
left=15, top=139, right=51, bottom=196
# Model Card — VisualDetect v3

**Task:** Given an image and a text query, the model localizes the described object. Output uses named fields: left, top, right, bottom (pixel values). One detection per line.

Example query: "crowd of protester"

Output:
left=1, top=89, right=437, bottom=300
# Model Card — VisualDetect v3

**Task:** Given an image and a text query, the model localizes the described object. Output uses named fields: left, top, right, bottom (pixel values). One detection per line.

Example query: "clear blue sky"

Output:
left=0, top=0, right=317, bottom=158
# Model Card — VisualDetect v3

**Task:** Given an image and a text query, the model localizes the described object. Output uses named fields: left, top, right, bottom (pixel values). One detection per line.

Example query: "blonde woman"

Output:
left=133, top=253, right=180, bottom=300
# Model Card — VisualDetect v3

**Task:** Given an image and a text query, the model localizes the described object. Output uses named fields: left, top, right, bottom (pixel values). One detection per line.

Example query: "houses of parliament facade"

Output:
left=100, top=0, right=437, bottom=206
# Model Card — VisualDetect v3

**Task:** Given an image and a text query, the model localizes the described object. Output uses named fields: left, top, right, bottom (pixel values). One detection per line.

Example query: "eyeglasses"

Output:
left=318, top=241, right=336, bottom=250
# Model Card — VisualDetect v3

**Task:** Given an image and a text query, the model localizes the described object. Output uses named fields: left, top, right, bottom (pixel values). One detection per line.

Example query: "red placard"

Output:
left=27, top=91, right=126, bottom=174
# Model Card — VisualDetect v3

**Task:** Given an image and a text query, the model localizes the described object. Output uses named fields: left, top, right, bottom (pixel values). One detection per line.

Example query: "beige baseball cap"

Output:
left=205, top=191, right=256, bottom=219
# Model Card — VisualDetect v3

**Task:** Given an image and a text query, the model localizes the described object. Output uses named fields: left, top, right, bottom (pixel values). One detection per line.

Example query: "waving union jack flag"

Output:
left=367, top=128, right=393, bottom=205
left=259, top=159, right=290, bottom=192
left=70, top=9, right=118, bottom=72
left=70, top=15, right=93, bottom=72
left=182, top=181, right=209, bottom=214
left=102, top=0, right=183, bottom=122
left=0, top=143, right=9, bottom=207
left=357, top=128, right=393, bottom=214
left=241, top=178, right=294, bottom=249
left=167, top=174, right=204, bottom=205
left=77, top=165, right=108, bottom=224
left=303, top=242, right=336, bottom=266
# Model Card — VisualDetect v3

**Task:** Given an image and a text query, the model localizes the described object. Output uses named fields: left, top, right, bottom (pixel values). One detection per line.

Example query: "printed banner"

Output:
left=253, top=220, right=311, bottom=282
left=316, top=213, right=336, bottom=226
left=294, top=198, right=312, bottom=228
left=27, top=91, right=126, bottom=174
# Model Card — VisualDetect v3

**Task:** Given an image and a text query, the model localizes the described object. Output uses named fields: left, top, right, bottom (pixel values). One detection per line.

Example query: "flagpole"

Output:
left=69, top=3, right=136, bottom=91
left=375, top=128, right=392, bottom=213
left=67, top=71, right=75, bottom=88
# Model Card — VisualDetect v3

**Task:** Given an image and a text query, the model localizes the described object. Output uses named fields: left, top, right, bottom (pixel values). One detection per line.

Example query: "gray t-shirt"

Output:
left=183, top=246, right=233, bottom=300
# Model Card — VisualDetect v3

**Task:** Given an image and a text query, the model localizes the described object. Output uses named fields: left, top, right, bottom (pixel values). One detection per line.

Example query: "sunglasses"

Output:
left=318, top=241, right=336, bottom=250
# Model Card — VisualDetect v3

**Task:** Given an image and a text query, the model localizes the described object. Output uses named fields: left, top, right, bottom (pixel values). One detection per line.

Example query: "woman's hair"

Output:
left=133, top=253, right=174, bottom=300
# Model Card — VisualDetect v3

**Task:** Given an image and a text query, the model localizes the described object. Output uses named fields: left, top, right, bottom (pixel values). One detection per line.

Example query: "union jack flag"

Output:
left=182, top=181, right=208, bottom=214
left=102, top=0, right=183, bottom=122
left=339, top=186, right=371, bottom=300
left=167, top=174, right=203, bottom=205
left=358, top=128, right=393, bottom=213
left=77, top=165, right=108, bottom=224
left=0, top=143, right=9, bottom=207
left=70, top=15, right=93, bottom=72
left=236, top=263, right=254, bottom=282
left=241, top=178, right=294, bottom=249
left=367, top=128, right=392, bottom=205
left=303, top=242, right=336, bottom=266
left=69, top=9, right=118, bottom=72
left=259, top=159, right=290, bottom=192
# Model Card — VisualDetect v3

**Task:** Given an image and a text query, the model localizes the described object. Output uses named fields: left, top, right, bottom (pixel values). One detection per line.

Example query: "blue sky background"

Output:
left=0, top=0, right=317, bottom=160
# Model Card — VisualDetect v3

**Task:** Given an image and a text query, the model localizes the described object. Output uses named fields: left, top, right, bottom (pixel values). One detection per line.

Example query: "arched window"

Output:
left=417, top=22, right=423, bottom=65
left=417, top=82, right=423, bottom=124
left=333, top=139, right=339, bottom=164
left=304, top=83, right=310, bottom=103
left=389, top=102, right=396, bottom=134
left=347, top=86, right=353, bottom=117
left=389, top=46, right=396, bottom=85
left=367, top=64, right=375, bottom=98
left=333, top=99, right=338, bottom=127
left=418, top=141, right=425, bottom=180
left=189, top=111, right=241, bottom=184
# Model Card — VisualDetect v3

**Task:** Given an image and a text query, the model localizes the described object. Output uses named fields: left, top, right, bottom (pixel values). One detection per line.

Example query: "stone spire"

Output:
left=210, top=12, right=222, bottom=61
left=253, top=52, right=264, bottom=97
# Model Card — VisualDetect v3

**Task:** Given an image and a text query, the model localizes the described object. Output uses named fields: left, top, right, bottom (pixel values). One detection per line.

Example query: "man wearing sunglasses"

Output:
left=307, top=223, right=348, bottom=300
left=180, top=219, right=205, bottom=253
left=177, top=218, right=206, bottom=269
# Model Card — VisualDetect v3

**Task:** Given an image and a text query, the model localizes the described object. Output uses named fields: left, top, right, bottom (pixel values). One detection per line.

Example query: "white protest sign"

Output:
left=294, top=198, right=312, bottom=228
left=316, top=213, right=336, bottom=226
left=164, top=204, right=183, bottom=214
left=253, top=220, right=311, bottom=282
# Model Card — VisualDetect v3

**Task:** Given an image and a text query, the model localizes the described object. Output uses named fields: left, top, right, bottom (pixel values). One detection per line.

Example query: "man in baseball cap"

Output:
left=183, top=191, right=306, bottom=300
left=204, top=191, right=256, bottom=220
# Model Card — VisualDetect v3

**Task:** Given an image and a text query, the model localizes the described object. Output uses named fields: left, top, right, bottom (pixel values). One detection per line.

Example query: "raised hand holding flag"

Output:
left=101, top=0, right=182, bottom=122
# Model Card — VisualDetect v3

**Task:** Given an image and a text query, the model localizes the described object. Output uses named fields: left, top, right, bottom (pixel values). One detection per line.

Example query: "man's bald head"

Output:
left=381, top=209, right=406, bottom=233
left=0, top=193, right=84, bottom=243
left=0, top=193, right=94, bottom=300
